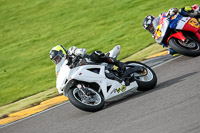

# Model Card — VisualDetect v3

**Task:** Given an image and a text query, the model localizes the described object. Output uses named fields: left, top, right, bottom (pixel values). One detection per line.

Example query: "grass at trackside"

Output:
left=122, top=43, right=167, bottom=62
left=0, top=0, right=196, bottom=106
left=0, top=87, right=58, bottom=118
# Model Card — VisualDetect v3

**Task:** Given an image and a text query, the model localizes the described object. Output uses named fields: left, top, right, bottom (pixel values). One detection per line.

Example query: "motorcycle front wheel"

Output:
left=68, top=86, right=104, bottom=112
left=169, top=37, right=200, bottom=57
left=125, top=61, right=157, bottom=91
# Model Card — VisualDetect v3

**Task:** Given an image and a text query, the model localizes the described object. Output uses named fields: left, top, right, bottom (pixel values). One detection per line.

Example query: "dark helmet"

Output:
left=49, top=45, right=67, bottom=64
left=143, top=15, right=155, bottom=34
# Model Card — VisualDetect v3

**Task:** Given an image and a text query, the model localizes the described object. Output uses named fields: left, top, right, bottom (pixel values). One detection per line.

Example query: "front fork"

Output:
left=77, top=84, right=96, bottom=97
left=76, top=84, right=89, bottom=98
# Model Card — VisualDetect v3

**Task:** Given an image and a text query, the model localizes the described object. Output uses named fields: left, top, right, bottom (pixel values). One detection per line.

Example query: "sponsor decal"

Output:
left=112, top=85, right=126, bottom=94
left=155, top=24, right=162, bottom=39
left=56, top=72, right=59, bottom=77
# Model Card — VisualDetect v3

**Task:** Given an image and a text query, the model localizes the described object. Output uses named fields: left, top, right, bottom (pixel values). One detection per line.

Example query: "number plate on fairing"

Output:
left=188, top=18, right=199, bottom=28
left=155, top=24, right=162, bottom=39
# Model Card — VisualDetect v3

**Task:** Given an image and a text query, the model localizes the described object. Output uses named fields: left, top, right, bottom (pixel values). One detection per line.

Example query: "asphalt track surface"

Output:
left=1, top=55, right=200, bottom=133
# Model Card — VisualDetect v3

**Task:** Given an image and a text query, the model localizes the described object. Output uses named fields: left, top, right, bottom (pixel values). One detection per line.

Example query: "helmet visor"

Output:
left=51, top=55, right=62, bottom=64
left=147, top=24, right=155, bottom=34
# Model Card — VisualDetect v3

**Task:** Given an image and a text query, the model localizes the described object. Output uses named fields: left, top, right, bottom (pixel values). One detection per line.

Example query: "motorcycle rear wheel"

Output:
left=169, top=37, right=200, bottom=57
left=125, top=61, right=157, bottom=91
left=68, top=87, right=104, bottom=112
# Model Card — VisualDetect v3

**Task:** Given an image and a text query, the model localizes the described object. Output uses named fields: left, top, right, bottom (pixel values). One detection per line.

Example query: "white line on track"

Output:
left=152, top=55, right=183, bottom=69
left=0, top=101, right=70, bottom=128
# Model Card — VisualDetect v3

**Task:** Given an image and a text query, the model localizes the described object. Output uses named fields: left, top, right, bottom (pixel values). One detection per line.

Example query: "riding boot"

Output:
left=121, top=66, right=146, bottom=86
left=102, top=56, right=126, bottom=71
left=168, top=47, right=178, bottom=56
left=105, top=70, right=123, bottom=83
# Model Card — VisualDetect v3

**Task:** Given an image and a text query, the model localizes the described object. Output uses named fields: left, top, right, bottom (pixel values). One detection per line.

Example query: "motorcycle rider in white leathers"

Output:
left=49, top=45, right=125, bottom=81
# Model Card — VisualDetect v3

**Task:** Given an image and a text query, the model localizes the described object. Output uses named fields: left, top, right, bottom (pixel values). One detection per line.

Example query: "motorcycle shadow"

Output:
left=104, top=71, right=198, bottom=109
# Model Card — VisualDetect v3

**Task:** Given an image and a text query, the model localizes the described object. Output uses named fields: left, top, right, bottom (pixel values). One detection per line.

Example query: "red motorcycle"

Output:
left=154, top=13, right=200, bottom=56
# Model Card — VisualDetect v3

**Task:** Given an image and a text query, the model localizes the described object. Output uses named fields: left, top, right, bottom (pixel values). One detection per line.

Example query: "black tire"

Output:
left=68, top=87, right=104, bottom=112
left=169, top=37, right=200, bottom=57
left=125, top=61, right=157, bottom=91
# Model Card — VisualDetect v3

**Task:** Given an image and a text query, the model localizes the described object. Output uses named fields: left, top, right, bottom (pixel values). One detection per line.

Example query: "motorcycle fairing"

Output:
left=183, top=18, right=200, bottom=33
left=169, top=14, right=189, bottom=29
left=58, top=63, right=138, bottom=101
left=156, top=14, right=200, bottom=47
left=169, top=14, right=200, bottom=32
left=56, top=60, right=71, bottom=94
left=154, top=22, right=170, bottom=44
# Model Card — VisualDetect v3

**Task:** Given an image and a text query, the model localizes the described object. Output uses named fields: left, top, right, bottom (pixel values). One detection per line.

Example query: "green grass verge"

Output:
left=0, top=0, right=196, bottom=106
left=0, top=87, right=58, bottom=118
left=122, top=43, right=167, bottom=62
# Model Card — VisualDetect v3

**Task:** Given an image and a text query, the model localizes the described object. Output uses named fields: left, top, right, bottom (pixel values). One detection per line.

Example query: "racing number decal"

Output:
left=155, top=24, right=162, bottom=39
left=188, top=18, right=199, bottom=28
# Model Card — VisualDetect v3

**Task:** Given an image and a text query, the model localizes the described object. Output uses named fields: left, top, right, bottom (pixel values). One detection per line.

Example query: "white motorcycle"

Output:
left=56, top=45, right=157, bottom=112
